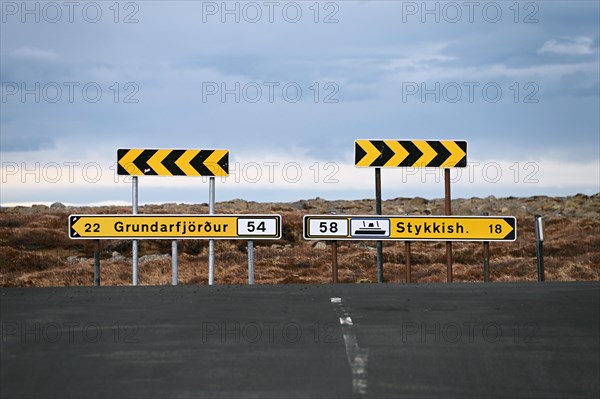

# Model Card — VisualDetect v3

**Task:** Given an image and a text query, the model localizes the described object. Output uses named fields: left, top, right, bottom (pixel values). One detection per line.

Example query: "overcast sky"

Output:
left=1, top=0, right=599, bottom=205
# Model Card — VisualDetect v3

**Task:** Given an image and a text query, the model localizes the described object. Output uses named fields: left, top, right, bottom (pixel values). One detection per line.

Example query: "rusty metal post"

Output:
left=405, top=241, right=411, bottom=283
left=93, top=239, right=100, bottom=287
left=483, top=242, right=490, bottom=282
left=375, top=168, right=383, bottom=283
left=444, top=169, right=453, bottom=282
left=332, top=240, right=338, bottom=284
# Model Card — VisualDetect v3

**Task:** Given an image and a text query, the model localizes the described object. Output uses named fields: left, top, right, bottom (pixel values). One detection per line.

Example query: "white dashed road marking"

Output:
left=330, top=297, right=368, bottom=395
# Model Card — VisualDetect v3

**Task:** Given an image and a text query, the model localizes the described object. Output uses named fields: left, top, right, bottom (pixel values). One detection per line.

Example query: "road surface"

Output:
left=1, top=282, right=599, bottom=398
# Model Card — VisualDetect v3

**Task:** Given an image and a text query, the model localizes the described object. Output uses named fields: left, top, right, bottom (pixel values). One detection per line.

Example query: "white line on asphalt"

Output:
left=331, top=297, right=368, bottom=395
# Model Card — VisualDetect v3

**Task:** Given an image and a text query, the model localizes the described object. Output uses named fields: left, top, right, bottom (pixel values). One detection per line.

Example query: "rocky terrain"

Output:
left=1, top=194, right=598, bottom=287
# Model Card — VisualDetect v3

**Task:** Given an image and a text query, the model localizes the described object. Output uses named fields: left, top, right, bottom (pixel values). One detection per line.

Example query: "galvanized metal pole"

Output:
left=405, top=241, right=411, bottom=283
left=94, top=239, right=100, bottom=286
left=483, top=242, right=490, bottom=282
left=208, top=176, right=215, bottom=285
left=172, top=240, right=178, bottom=286
left=330, top=211, right=338, bottom=284
left=444, top=169, right=453, bottom=282
left=332, top=240, right=339, bottom=284
left=535, top=215, right=545, bottom=282
left=248, top=240, right=254, bottom=285
left=375, top=168, right=383, bottom=283
left=132, top=176, right=139, bottom=286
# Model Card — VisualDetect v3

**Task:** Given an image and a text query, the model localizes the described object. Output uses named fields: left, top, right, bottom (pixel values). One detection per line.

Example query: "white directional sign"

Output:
left=236, top=217, right=279, bottom=237
left=307, top=218, right=350, bottom=237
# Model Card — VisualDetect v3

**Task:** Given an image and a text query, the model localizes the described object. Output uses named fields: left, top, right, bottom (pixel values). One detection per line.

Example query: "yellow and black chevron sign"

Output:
left=355, top=140, right=467, bottom=168
left=117, top=149, right=229, bottom=176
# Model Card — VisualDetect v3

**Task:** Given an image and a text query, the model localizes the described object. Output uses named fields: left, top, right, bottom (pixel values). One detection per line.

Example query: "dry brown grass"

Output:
left=0, top=195, right=598, bottom=287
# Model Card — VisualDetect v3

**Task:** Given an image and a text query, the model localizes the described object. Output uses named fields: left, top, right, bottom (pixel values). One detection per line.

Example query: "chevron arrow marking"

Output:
left=147, top=149, right=173, bottom=176
left=440, top=141, right=467, bottom=168
left=118, top=149, right=145, bottom=175
left=355, top=140, right=383, bottom=167
left=383, top=140, right=409, bottom=167
left=203, top=150, right=229, bottom=177
left=354, top=140, right=467, bottom=168
left=175, top=150, right=201, bottom=176
left=413, top=141, right=438, bottom=167
left=118, top=149, right=230, bottom=176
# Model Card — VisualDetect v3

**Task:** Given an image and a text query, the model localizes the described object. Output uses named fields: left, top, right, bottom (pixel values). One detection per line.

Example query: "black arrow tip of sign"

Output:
left=504, top=230, right=516, bottom=240
left=503, top=217, right=517, bottom=240
left=355, top=142, right=367, bottom=164
left=217, top=152, right=229, bottom=173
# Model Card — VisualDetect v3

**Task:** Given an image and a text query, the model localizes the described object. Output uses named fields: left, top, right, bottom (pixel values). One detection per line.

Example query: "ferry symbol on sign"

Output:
left=350, top=219, right=390, bottom=238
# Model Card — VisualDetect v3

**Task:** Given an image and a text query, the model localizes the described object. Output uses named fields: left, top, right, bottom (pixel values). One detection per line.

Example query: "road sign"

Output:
left=304, top=215, right=516, bottom=241
left=117, top=149, right=229, bottom=176
left=69, top=214, right=281, bottom=240
left=355, top=140, right=467, bottom=168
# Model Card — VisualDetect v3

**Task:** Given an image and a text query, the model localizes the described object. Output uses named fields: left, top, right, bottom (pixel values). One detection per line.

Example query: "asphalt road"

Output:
left=1, top=282, right=599, bottom=398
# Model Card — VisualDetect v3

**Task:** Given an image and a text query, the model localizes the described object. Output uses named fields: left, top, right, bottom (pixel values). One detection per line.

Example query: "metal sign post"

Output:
left=483, top=241, right=490, bottom=282
left=444, top=169, right=453, bottom=282
left=93, top=240, right=100, bottom=286
left=172, top=240, right=178, bottom=286
left=208, top=176, right=215, bottom=285
left=375, top=168, right=383, bottom=283
left=332, top=240, right=339, bottom=284
left=132, top=176, right=139, bottom=286
left=248, top=240, right=254, bottom=285
left=405, top=241, right=411, bottom=283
